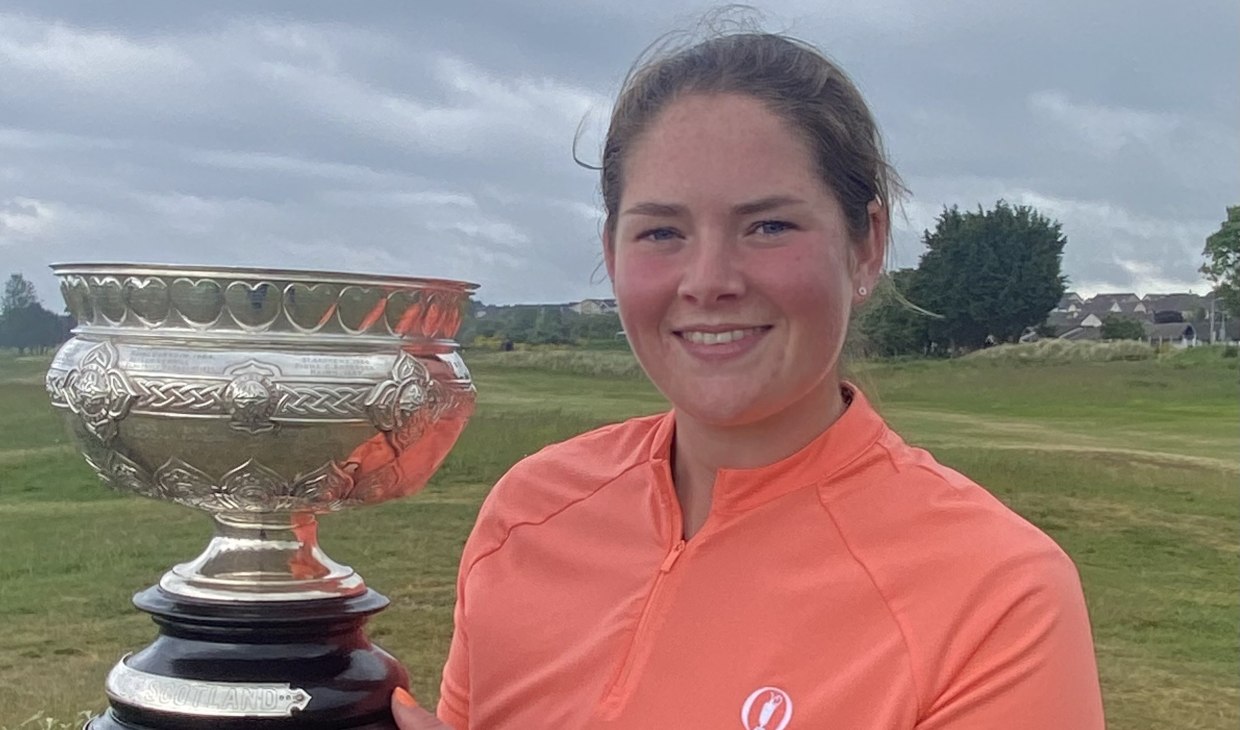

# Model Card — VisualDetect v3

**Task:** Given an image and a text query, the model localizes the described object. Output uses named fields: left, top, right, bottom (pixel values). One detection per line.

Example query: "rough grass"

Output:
left=463, top=348, right=645, bottom=378
left=1, top=351, right=1236, bottom=729
left=963, top=338, right=1156, bottom=363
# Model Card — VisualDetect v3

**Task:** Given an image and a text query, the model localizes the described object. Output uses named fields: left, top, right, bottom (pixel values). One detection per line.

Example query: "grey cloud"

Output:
left=0, top=0, right=1236, bottom=308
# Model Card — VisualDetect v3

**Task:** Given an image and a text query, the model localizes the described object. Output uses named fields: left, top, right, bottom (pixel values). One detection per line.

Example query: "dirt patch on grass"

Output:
left=898, top=409, right=1238, bottom=473
left=927, top=440, right=1239, bottom=474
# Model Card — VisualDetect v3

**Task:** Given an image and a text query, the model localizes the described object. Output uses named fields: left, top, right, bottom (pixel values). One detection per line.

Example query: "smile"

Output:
left=676, top=326, right=770, bottom=345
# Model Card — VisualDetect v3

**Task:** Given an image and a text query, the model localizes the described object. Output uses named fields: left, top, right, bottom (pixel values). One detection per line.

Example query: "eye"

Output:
left=638, top=227, right=681, bottom=242
left=753, top=220, right=795, bottom=236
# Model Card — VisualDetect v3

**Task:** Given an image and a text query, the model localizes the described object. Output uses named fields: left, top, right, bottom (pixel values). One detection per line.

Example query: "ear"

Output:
left=852, top=199, right=888, bottom=303
left=603, top=225, right=617, bottom=283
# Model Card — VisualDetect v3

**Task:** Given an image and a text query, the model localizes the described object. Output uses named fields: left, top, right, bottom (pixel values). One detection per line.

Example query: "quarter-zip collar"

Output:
left=646, top=383, right=885, bottom=516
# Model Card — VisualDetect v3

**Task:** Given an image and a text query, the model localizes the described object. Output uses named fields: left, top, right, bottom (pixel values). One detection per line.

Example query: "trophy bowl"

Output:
left=45, top=264, right=477, bottom=728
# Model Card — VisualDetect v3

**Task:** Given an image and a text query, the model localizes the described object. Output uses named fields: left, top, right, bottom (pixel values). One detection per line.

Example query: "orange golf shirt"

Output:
left=437, top=388, right=1105, bottom=728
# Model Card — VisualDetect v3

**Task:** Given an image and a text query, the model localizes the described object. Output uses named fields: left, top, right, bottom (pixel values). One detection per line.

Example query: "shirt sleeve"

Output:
left=436, top=473, right=513, bottom=729
left=436, top=584, right=470, bottom=729
left=437, top=503, right=490, bottom=728
left=914, top=548, right=1106, bottom=729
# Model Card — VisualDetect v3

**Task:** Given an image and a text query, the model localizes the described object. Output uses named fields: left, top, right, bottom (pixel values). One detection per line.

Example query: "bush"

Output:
left=1156, top=344, right=1240, bottom=370
left=961, top=339, right=1154, bottom=364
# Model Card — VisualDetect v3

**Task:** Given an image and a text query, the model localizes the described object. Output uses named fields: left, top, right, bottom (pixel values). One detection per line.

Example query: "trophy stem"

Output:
left=159, top=511, right=366, bottom=602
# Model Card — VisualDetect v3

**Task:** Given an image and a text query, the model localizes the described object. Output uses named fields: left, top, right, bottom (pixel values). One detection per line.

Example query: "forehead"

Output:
left=622, top=93, right=826, bottom=201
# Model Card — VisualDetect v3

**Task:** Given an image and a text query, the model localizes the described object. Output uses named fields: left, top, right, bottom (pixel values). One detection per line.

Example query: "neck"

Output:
left=671, top=375, right=848, bottom=538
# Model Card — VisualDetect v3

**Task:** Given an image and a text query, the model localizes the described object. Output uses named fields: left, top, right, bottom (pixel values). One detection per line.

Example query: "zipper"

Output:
left=660, top=539, right=687, bottom=572
left=600, top=538, right=687, bottom=711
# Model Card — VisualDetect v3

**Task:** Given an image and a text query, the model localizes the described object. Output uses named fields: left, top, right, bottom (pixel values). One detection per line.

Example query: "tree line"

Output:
left=855, top=201, right=1068, bottom=356
left=461, top=202, right=1073, bottom=355
left=856, top=201, right=1239, bottom=355
left=0, top=274, right=72, bottom=355
left=6, top=202, right=1233, bottom=357
left=462, top=304, right=623, bottom=347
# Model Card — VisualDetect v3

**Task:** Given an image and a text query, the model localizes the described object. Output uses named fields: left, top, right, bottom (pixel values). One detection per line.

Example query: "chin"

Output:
left=672, top=390, right=776, bottom=428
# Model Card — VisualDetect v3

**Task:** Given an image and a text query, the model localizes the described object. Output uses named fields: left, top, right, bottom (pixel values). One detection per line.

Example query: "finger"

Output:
left=391, top=687, right=455, bottom=730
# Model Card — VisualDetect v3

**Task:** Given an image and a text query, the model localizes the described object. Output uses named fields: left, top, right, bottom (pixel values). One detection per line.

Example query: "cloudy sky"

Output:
left=2, top=1, right=1236, bottom=307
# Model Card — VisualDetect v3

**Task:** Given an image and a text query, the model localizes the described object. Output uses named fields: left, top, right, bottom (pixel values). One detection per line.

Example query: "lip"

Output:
left=672, top=324, right=769, bottom=334
left=671, top=324, right=772, bottom=360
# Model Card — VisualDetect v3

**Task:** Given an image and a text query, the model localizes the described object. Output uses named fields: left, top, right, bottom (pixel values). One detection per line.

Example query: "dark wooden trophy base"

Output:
left=88, top=586, right=406, bottom=729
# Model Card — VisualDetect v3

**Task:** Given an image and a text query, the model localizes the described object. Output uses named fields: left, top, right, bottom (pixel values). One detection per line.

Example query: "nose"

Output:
left=677, top=233, right=744, bottom=304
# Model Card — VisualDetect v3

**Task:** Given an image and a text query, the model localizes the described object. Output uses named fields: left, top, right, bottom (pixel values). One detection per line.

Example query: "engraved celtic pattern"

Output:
left=279, top=385, right=371, bottom=419
left=133, top=379, right=227, bottom=413
left=58, top=342, right=137, bottom=445
left=50, top=357, right=387, bottom=425
left=365, top=352, right=431, bottom=431
left=45, top=369, right=68, bottom=406
left=222, top=361, right=279, bottom=433
left=82, top=451, right=359, bottom=513
left=54, top=266, right=474, bottom=341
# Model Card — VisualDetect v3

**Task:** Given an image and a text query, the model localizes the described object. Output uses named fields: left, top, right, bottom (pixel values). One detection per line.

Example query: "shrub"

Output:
left=961, top=339, right=1154, bottom=364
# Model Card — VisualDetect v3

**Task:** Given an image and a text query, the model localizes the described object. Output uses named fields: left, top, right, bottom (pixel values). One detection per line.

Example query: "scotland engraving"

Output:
left=107, top=660, right=312, bottom=718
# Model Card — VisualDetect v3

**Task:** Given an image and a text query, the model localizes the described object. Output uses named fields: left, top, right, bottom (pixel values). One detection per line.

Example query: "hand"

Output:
left=392, top=687, right=457, bottom=730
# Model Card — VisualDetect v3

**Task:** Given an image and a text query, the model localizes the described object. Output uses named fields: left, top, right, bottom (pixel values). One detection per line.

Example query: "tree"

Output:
left=530, top=306, right=569, bottom=345
left=2, top=273, right=38, bottom=314
left=853, top=269, right=932, bottom=357
left=507, top=306, right=539, bottom=342
left=1201, top=206, right=1240, bottom=319
left=913, top=202, right=1067, bottom=351
left=1100, top=315, right=1145, bottom=341
left=0, top=273, right=70, bottom=354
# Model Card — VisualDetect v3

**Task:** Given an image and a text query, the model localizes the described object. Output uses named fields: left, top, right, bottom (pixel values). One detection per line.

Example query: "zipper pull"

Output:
left=660, top=540, right=686, bottom=573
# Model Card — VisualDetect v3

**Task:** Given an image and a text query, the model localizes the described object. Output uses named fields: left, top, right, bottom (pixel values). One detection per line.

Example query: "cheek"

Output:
left=614, top=252, right=676, bottom=321
left=752, top=250, right=852, bottom=318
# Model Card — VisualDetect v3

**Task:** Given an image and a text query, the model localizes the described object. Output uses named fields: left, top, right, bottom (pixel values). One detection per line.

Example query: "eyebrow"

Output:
left=732, top=195, right=808, bottom=216
left=620, top=196, right=807, bottom=218
left=621, top=201, right=686, bottom=218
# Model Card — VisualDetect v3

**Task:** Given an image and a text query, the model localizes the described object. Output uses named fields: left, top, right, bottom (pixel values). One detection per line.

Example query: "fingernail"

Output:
left=393, top=686, right=418, bottom=708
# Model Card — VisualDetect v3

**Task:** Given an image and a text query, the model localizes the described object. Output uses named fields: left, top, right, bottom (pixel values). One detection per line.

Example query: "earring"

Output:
left=858, top=286, right=868, bottom=297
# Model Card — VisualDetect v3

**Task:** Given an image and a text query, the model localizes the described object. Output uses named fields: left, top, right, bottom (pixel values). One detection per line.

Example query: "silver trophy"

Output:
left=45, top=264, right=476, bottom=728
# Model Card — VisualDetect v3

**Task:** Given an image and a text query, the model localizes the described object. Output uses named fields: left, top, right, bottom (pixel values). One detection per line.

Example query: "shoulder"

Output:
left=825, top=429, right=1071, bottom=573
left=823, top=431, right=1088, bottom=705
left=461, top=412, right=668, bottom=561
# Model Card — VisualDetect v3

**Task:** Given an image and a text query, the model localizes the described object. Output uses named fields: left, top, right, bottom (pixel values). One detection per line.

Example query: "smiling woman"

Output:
left=390, top=16, right=1106, bottom=730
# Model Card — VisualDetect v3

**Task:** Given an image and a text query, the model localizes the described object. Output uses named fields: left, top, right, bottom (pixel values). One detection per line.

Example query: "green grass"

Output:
left=0, top=350, right=1236, bottom=728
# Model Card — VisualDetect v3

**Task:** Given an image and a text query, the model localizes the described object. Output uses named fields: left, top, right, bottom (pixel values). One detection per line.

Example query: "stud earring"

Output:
left=858, top=286, right=868, bottom=297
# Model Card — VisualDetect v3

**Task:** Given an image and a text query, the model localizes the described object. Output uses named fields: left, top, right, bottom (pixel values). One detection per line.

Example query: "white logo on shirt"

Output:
left=741, top=686, right=793, bottom=730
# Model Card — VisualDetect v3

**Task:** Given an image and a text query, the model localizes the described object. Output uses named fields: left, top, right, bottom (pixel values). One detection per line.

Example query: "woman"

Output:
left=393, top=28, right=1106, bottom=729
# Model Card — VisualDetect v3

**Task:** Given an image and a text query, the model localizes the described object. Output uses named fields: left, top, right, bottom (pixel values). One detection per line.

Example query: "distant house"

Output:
left=1142, top=293, right=1204, bottom=322
left=1059, top=326, right=1102, bottom=341
left=1152, top=310, right=1184, bottom=324
left=1145, top=321, right=1198, bottom=348
left=472, top=303, right=499, bottom=319
left=1085, top=293, right=1142, bottom=315
left=1042, top=310, right=1084, bottom=336
left=1053, top=292, right=1084, bottom=314
left=571, top=298, right=618, bottom=315
left=1043, top=290, right=1216, bottom=345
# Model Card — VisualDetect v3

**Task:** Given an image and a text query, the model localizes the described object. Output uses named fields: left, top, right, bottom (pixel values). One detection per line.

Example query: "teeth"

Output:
left=681, top=328, right=761, bottom=345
